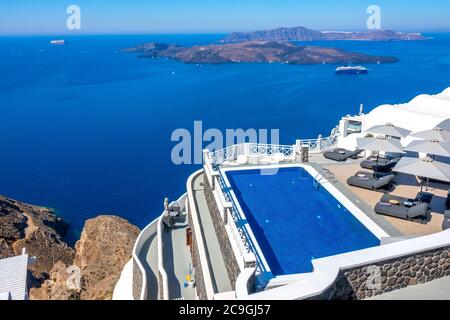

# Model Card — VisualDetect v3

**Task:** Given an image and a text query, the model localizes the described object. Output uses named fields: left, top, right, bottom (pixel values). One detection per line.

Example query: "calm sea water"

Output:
left=1, top=34, right=450, bottom=242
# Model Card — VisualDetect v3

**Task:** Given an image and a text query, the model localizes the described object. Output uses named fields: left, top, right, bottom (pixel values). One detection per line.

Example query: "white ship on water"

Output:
left=50, top=40, right=66, bottom=45
left=335, top=65, right=369, bottom=74
left=110, top=87, right=450, bottom=301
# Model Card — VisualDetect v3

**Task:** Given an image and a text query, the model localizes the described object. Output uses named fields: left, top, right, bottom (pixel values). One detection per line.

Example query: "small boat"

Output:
left=50, top=40, right=66, bottom=45
left=335, top=65, right=369, bottom=75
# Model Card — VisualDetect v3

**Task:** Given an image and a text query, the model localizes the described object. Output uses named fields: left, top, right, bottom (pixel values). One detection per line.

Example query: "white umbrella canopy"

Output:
left=366, top=123, right=411, bottom=138
left=405, top=139, right=450, bottom=158
left=393, top=157, right=450, bottom=183
left=409, top=127, right=450, bottom=143
left=357, top=137, right=406, bottom=154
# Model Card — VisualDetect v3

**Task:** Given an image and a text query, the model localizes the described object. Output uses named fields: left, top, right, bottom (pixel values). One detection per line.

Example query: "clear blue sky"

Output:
left=1, top=0, right=450, bottom=35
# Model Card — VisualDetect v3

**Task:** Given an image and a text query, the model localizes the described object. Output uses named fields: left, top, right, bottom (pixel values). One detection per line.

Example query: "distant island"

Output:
left=221, top=26, right=427, bottom=42
left=126, top=40, right=398, bottom=65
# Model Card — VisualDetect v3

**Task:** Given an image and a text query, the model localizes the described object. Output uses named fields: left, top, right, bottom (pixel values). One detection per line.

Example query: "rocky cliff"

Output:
left=73, top=215, right=140, bottom=299
left=0, top=196, right=74, bottom=285
left=30, top=215, right=140, bottom=300
left=222, top=26, right=427, bottom=43
left=0, top=195, right=140, bottom=300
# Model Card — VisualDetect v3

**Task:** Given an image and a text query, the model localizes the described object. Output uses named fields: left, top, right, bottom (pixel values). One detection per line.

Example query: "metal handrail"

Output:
left=216, top=170, right=267, bottom=274
left=208, top=137, right=338, bottom=167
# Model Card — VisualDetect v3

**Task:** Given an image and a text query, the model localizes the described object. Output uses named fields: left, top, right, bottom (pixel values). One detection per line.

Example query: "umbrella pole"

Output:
left=376, top=152, right=379, bottom=170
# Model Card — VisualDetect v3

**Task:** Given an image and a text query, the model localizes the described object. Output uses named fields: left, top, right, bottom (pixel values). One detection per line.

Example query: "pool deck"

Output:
left=219, top=154, right=446, bottom=238
left=310, top=154, right=445, bottom=237
left=161, top=211, right=197, bottom=300
left=191, top=173, right=233, bottom=294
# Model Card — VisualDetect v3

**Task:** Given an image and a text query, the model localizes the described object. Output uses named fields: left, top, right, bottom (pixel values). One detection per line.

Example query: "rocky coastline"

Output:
left=221, top=26, right=427, bottom=42
left=127, top=40, right=398, bottom=65
left=0, top=195, right=140, bottom=300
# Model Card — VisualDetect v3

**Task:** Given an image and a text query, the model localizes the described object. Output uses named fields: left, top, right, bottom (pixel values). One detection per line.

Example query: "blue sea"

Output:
left=1, top=34, right=450, bottom=242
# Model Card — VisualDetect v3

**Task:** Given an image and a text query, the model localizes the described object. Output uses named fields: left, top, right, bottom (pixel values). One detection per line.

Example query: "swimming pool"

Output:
left=224, top=166, right=380, bottom=276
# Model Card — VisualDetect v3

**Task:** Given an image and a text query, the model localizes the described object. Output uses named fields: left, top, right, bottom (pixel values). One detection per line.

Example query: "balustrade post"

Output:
left=244, top=143, right=250, bottom=157
left=203, top=149, right=210, bottom=165
left=243, top=252, right=257, bottom=268
left=211, top=174, right=216, bottom=190
left=224, top=205, right=231, bottom=225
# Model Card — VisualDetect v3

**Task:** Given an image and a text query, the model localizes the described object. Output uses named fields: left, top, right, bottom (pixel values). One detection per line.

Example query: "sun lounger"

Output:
left=360, top=156, right=402, bottom=172
left=443, top=210, right=450, bottom=230
left=323, top=148, right=362, bottom=162
left=346, top=171, right=395, bottom=190
left=446, top=189, right=450, bottom=210
left=381, top=192, right=433, bottom=205
left=375, top=201, right=429, bottom=222
left=416, top=192, right=433, bottom=204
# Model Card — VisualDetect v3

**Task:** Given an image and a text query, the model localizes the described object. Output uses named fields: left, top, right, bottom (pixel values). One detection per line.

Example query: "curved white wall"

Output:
left=132, top=217, right=159, bottom=300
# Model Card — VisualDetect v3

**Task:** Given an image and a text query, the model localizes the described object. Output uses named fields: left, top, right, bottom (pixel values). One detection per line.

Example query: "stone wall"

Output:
left=203, top=171, right=240, bottom=289
left=132, top=259, right=143, bottom=300
left=319, top=246, right=450, bottom=300
left=187, top=200, right=207, bottom=300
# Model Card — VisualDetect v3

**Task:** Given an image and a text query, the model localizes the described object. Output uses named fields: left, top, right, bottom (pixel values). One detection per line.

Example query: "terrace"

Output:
left=321, top=156, right=446, bottom=236
left=196, top=138, right=450, bottom=300
left=126, top=194, right=197, bottom=300
left=114, top=88, right=450, bottom=300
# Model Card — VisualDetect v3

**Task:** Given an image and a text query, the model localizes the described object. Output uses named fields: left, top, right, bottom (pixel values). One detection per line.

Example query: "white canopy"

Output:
left=357, top=137, right=405, bottom=154
left=405, top=140, right=450, bottom=158
left=409, top=127, right=450, bottom=143
left=393, top=157, right=450, bottom=183
left=366, top=123, right=411, bottom=138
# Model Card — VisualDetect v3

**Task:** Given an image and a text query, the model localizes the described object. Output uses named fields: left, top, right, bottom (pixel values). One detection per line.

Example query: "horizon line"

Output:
left=2, top=26, right=450, bottom=37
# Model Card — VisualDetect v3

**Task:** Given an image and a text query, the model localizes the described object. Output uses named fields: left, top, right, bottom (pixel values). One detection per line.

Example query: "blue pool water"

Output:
left=225, top=167, right=380, bottom=275
left=0, top=34, right=450, bottom=242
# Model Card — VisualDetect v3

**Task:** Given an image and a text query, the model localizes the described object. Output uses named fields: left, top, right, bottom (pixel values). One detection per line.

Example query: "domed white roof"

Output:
left=438, top=87, right=450, bottom=98
left=365, top=87, right=450, bottom=133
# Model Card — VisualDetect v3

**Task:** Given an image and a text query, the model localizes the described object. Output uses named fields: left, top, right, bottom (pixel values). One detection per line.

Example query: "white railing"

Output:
left=157, top=216, right=168, bottom=300
left=208, top=144, right=239, bottom=166
left=209, top=143, right=294, bottom=167
left=296, top=134, right=338, bottom=154
left=213, top=169, right=261, bottom=272
left=210, top=172, right=256, bottom=270
left=208, top=136, right=338, bottom=167
left=226, top=209, right=245, bottom=258
left=132, top=218, right=158, bottom=300
left=249, top=143, right=293, bottom=157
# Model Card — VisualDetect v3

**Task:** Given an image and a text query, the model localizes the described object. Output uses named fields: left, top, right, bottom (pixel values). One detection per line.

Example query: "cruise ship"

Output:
left=335, top=65, right=369, bottom=74
left=113, top=87, right=450, bottom=300
left=50, top=40, right=66, bottom=45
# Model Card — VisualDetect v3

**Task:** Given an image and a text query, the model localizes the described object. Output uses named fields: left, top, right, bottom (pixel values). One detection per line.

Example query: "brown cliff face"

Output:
left=73, top=215, right=140, bottom=300
left=0, top=195, right=140, bottom=300
left=30, top=215, right=140, bottom=300
left=221, top=26, right=427, bottom=42
left=0, top=195, right=75, bottom=284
